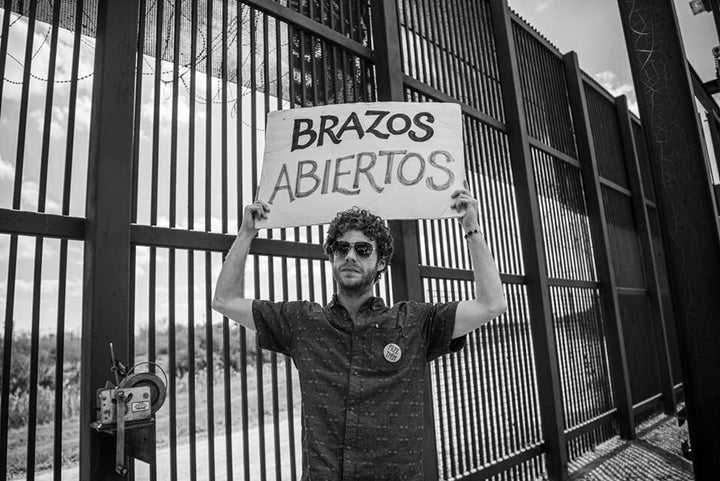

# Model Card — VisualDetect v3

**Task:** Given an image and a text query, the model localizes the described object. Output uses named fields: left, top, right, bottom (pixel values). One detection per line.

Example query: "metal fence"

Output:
left=1, top=0, right=710, bottom=479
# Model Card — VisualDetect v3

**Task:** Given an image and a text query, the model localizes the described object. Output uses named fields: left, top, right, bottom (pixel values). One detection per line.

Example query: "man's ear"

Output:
left=377, top=258, right=387, bottom=272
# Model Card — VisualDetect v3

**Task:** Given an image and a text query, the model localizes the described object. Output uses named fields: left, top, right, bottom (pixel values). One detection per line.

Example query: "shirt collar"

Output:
left=328, top=294, right=386, bottom=312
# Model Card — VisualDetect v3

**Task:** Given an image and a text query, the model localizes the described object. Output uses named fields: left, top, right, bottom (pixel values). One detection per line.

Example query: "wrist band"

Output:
left=464, top=228, right=481, bottom=239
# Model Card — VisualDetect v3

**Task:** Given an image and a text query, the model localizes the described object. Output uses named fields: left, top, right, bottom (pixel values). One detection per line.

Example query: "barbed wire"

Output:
left=1, top=0, right=283, bottom=112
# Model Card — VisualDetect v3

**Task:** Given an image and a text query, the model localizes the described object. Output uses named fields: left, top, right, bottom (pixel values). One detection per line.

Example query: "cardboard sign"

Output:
left=255, top=102, right=466, bottom=228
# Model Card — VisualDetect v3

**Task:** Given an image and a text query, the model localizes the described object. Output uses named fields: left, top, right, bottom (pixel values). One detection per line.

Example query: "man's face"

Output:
left=330, top=229, right=386, bottom=295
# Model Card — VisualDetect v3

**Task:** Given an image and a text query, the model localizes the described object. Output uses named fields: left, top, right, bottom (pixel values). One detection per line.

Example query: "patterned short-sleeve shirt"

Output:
left=253, top=294, right=466, bottom=480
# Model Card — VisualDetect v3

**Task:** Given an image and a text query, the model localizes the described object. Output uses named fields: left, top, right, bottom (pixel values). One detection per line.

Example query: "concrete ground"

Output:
left=569, top=412, right=694, bottom=480
left=32, top=410, right=693, bottom=480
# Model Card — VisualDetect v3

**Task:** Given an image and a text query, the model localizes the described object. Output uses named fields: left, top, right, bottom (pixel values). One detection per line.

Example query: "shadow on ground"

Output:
left=569, top=411, right=693, bottom=480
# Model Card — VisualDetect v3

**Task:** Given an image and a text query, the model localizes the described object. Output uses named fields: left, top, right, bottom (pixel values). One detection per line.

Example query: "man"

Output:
left=212, top=189, right=506, bottom=480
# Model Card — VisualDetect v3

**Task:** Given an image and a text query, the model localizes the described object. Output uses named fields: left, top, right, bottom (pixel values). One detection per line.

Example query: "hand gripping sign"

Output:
left=255, top=102, right=466, bottom=228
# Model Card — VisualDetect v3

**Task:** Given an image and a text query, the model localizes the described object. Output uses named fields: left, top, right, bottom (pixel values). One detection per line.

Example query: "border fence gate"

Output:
left=5, top=0, right=715, bottom=479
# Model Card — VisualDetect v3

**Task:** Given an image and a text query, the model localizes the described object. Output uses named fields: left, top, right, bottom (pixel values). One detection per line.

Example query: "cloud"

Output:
left=21, top=181, right=61, bottom=212
left=139, top=82, right=195, bottom=130
left=593, top=70, right=639, bottom=115
left=51, top=91, right=93, bottom=136
left=537, top=2, right=551, bottom=11
left=0, top=153, right=14, bottom=180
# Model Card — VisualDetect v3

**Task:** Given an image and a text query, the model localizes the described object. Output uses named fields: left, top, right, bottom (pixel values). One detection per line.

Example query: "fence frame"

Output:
left=488, top=1, right=569, bottom=478
left=563, top=51, right=635, bottom=440
left=614, top=95, right=676, bottom=414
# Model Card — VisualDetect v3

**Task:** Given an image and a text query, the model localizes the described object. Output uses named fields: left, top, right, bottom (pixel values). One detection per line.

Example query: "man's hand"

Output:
left=451, top=189, right=480, bottom=233
left=240, top=201, right=271, bottom=236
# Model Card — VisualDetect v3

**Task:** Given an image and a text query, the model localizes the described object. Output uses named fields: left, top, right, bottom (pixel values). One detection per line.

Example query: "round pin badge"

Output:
left=383, top=343, right=402, bottom=363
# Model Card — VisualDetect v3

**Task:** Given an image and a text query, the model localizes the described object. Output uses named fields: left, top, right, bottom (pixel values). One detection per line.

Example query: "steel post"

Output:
left=79, top=1, right=140, bottom=479
left=618, top=0, right=720, bottom=476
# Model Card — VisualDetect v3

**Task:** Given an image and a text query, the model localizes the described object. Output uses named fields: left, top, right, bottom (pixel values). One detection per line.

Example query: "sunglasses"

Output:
left=330, top=240, right=376, bottom=258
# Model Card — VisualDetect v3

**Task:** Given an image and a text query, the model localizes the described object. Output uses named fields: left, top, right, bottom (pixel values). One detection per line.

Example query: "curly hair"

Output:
left=324, top=207, right=394, bottom=282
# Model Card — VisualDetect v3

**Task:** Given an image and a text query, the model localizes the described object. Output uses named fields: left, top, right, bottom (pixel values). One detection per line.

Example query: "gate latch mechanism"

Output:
left=90, top=343, right=167, bottom=475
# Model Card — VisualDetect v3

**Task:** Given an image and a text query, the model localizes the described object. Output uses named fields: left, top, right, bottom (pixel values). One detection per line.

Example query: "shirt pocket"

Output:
left=363, top=326, right=409, bottom=374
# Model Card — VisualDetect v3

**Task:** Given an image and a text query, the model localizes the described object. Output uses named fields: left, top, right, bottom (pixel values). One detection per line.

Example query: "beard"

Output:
left=333, top=263, right=377, bottom=298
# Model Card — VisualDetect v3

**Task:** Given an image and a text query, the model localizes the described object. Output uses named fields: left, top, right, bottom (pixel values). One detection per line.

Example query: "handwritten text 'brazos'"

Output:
left=267, top=109, right=456, bottom=204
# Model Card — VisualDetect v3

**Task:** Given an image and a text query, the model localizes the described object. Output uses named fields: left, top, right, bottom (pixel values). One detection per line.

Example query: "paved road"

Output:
left=33, top=416, right=303, bottom=481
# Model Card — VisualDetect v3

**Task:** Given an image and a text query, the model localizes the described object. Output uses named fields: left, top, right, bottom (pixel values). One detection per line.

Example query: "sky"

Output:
left=1, top=1, right=718, bottom=336
left=508, top=0, right=718, bottom=113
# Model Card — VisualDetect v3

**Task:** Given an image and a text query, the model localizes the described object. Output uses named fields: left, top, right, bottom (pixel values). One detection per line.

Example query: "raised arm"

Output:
left=211, top=201, right=271, bottom=330
left=451, top=189, right=507, bottom=338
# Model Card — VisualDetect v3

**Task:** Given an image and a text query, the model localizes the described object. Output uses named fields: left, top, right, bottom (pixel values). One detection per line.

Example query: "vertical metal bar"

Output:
left=79, top=1, right=140, bottom=479
left=236, top=2, right=245, bottom=221
left=54, top=238, right=69, bottom=481
left=0, top=234, right=18, bottom=481
left=188, top=252, right=197, bottom=481
left=148, top=3, right=163, bottom=467
left=11, top=0, right=37, bottom=211
left=204, top=0, right=216, bottom=478
left=168, top=250, right=178, bottom=480
left=563, top=51, right=635, bottom=439
left=219, top=1, right=234, bottom=478
left=188, top=2, right=198, bottom=478
left=27, top=246, right=44, bottom=475
left=237, top=9, right=250, bottom=479
left=270, top=274, right=282, bottom=481
left=240, top=325, right=250, bottom=481
left=165, top=0, right=181, bottom=478
left=488, top=1, right=568, bottom=478
left=281, top=257, right=297, bottom=481
left=132, top=0, right=147, bottom=224
left=204, top=251, right=215, bottom=481
left=0, top=0, right=12, bottom=119
left=39, top=0, right=61, bottom=213
left=61, top=0, right=83, bottom=218
left=204, top=1, right=215, bottom=481
left=151, top=0, right=163, bottom=227
left=250, top=6, right=258, bottom=192
left=249, top=7, right=267, bottom=479
left=615, top=95, right=676, bottom=413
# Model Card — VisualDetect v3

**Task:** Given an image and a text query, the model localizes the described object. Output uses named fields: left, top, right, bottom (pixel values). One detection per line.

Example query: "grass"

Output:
left=7, top=359, right=301, bottom=480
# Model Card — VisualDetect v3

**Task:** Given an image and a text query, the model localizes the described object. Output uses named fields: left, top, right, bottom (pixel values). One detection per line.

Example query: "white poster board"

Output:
left=255, top=102, right=466, bottom=228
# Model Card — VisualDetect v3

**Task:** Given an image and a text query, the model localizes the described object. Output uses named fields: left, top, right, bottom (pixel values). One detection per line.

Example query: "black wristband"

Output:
left=464, top=228, right=481, bottom=239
